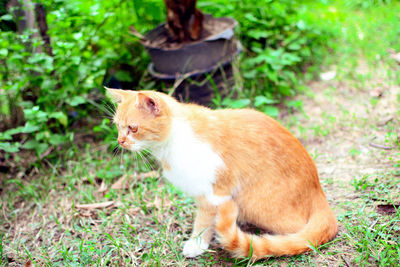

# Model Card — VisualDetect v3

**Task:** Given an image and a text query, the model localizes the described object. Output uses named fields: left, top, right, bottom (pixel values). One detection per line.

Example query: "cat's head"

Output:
left=106, top=88, right=172, bottom=151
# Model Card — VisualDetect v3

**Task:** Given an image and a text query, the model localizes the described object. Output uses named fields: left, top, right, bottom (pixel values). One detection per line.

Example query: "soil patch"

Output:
left=142, top=15, right=236, bottom=50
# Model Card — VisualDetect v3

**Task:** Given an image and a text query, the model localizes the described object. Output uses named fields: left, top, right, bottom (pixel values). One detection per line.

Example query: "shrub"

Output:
left=0, top=0, right=162, bottom=156
left=0, top=0, right=331, bottom=157
left=199, top=0, right=332, bottom=112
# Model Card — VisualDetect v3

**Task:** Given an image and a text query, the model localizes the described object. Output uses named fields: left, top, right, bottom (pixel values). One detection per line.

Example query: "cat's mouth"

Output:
left=127, top=143, right=145, bottom=152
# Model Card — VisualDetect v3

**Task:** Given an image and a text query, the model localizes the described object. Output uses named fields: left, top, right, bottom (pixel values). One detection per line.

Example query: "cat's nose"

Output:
left=118, top=138, right=125, bottom=145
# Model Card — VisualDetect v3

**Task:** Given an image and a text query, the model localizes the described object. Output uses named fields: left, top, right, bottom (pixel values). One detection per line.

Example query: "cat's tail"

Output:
left=215, top=200, right=338, bottom=259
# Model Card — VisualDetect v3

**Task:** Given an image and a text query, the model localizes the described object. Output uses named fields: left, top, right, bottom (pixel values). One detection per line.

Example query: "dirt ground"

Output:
left=284, top=61, right=399, bottom=183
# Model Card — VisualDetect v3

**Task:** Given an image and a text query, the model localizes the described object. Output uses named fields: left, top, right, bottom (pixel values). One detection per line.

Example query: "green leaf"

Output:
left=0, top=132, right=12, bottom=141
left=22, top=139, right=39, bottom=149
left=288, top=42, right=301, bottom=50
left=67, top=96, right=86, bottom=106
left=0, top=142, right=20, bottom=153
left=6, top=126, right=25, bottom=135
left=50, top=112, right=68, bottom=126
left=36, top=143, right=49, bottom=156
left=263, top=106, right=279, bottom=117
left=0, top=127, right=25, bottom=140
left=247, top=30, right=270, bottom=40
left=22, top=140, right=48, bottom=155
left=21, top=122, right=40, bottom=133
left=254, top=96, right=277, bottom=107
left=0, top=14, right=13, bottom=21
left=244, top=13, right=259, bottom=23
left=49, top=134, right=67, bottom=145
left=0, top=48, right=8, bottom=57
left=243, top=70, right=257, bottom=79
left=114, top=70, right=133, bottom=82
left=222, top=98, right=251, bottom=108
left=286, top=100, right=303, bottom=109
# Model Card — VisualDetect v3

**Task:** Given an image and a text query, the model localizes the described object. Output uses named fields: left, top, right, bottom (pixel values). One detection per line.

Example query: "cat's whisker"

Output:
left=136, top=151, right=145, bottom=170
left=134, top=152, right=140, bottom=171
left=88, top=98, right=116, bottom=120
left=142, top=151, right=153, bottom=171
left=102, top=99, right=116, bottom=116
left=100, top=114, right=114, bottom=120
left=138, top=151, right=152, bottom=171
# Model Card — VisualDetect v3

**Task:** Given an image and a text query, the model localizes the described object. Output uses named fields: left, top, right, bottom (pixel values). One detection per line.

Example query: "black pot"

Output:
left=142, top=15, right=239, bottom=77
left=141, top=15, right=241, bottom=105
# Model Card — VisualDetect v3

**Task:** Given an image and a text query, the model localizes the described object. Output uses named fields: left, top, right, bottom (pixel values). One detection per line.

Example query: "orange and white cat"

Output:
left=107, top=88, right=338, bottom=259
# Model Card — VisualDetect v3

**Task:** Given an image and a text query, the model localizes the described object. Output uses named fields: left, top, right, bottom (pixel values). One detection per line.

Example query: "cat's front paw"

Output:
left=182, top=238, right=209, bottom=258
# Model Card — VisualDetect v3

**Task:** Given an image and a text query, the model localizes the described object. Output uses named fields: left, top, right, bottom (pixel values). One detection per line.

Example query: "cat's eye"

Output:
left=128, top=125, right=138, bottom=133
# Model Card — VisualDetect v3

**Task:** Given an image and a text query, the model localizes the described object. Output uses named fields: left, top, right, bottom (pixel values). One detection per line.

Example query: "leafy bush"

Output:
left=0, top=0, right=163, bottom=156
left=344, top=0, right=393, bottom=9
left=0, top=0, right=331, bottom=157
left=199, top=0, right=332, bottom=114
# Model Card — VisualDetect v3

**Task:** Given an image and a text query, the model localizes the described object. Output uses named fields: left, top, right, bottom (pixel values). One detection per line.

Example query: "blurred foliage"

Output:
left=344, top=0, right=393, bottom=9
left=201, top=0, right=332, bottom=101
left=0, top=0, right=333, bottom=157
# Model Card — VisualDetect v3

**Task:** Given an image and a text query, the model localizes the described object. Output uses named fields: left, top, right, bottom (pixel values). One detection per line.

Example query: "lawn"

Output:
left=1, top=0, right=400, bottom=266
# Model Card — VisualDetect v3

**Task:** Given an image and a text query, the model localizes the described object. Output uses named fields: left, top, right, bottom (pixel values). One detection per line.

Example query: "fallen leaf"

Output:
left=25, top=260, right=34, bottom=267
left=370, top=88, right=383, bottom=98
left=377, top=115, right=393, bottom=126
left=76, top=201, right=115, bottom=210
left=320, top=70, right=336, bottom=81
left=139, top=170, right=159, bottom=179
left=389, top=52, right=400, bottom=63
left=98, top=180, right=108, bottom=193
left=377, top=204, right=399, bottom=214
left=111, top=175, right=128, bottom=190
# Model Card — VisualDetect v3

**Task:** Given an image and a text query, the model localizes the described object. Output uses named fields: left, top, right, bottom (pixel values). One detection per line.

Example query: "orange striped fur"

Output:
left=107, top=89, right=338, bottom=259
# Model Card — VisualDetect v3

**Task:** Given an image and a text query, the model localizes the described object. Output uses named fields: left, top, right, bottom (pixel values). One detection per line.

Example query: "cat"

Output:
left=106, top=88, right=338, bottom=259
left=164, top=0, right=204, bottom=42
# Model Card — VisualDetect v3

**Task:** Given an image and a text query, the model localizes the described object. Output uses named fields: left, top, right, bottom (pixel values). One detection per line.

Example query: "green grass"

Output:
left=3, top=148, right=398, bottom=266
left=1, top=124, right=399, bottom=265
left=1, top=0, right=400, bottom=266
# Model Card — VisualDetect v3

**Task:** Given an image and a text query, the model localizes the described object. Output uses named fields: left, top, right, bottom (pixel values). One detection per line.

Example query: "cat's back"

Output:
left=171, top=101, right=303, bottom=153
left=189, top=107, right=291, bottom=141
left=183, top=105, right=312, bottom=168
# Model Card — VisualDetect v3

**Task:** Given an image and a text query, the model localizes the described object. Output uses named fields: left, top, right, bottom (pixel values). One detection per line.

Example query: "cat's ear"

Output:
left=137, top=93, right=160, bottom=115
left=105, top=87, right=126, bottom=103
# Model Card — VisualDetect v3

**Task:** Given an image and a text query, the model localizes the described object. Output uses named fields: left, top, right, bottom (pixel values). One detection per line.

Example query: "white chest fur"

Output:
left=151, top=119, right=225, bottom=199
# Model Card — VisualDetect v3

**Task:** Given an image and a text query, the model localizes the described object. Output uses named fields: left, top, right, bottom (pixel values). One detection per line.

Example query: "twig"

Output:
left=369, top=142, right=394, bottom=150
left=129, top=25, right=146, bottom=41
left=76, top=201, right=114, bottom=210
left=368, top=219, right=379, bottom=230
left=39, top=146, right=53, bottom=161
left=341, top=255, right=351, bottom=267
left=168, top=70, right=197, bottom=96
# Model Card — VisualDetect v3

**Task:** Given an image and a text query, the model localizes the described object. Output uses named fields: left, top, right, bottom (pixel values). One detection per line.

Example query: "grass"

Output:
left=2, top=0, right=400, bottom=266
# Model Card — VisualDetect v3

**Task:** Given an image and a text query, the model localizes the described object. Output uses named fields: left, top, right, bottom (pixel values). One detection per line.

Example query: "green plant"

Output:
left=0, top=0, right=163, bottom=158
left=205, top=0, right=330, bottom=97
left=200, top=0, right=331, bottom=116
left=345, top=0, right=393, bottom=9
